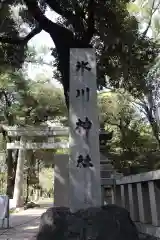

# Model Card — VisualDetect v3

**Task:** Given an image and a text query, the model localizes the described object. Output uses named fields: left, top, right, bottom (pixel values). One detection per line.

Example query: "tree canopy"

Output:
left=98, top=90, right=159, bottom=174
left=0, top=64, right=66, bottom=197
left=0, top=0, right=159, bottom=106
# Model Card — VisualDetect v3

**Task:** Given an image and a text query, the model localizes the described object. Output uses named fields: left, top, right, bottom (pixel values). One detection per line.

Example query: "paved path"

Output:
left=0, top=199, right=53, bottom=240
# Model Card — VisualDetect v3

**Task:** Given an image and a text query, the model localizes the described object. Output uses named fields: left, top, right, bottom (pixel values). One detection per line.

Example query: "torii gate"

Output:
left=5, top=126, right=69, bottom=207
left=5, top=125, right=113, bottom=208
left=5, top=48, right=108, bottom=211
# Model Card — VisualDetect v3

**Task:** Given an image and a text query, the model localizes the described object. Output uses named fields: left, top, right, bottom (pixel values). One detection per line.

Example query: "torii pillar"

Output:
left=69, top=48, right=101, bottom=212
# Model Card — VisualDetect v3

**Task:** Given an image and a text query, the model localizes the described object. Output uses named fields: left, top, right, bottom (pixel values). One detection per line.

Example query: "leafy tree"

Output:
left=98, top=91, right=139, bottom=152
left=134, top=65, right=160, bottom=147
left=0, top=2, right=28, bottom=69
left=0, top=0, right=158, bottom=107
left=0, top=67, right=66, bottom=197
left=14, top=79, right=67, bottom=125
left=39, top=167, right=53, bottom=197
left=126, top=0, right=160, bottom=146
left=128, top=0, right=160, bottom=40
left=0, top=70, right=29, bottom=197
left=98, top=90, right=158, bottom=174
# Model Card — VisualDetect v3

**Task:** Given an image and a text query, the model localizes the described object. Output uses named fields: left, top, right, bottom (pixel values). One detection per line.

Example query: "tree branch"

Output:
left=0, top=90, right=14, bottom=125
left=83, top=0, right=95, bottom=43
left=0, top=57, right=53, bottom=69
left=23, top=0, right=54, bottom=33
left=46, top=0, right=85, bottom=35
left=46, top=0, right=85, bottom=32
left=46, top=0, right=75, bottom=20
left=0, top=26, right=42, bottom=44
left=23, top=26, right=42, bottom=43
left=1, top=90, right=11, bottom=107
left=24, top=0, right=74, bottom=42
left=142, top=0, right=160, bottom=37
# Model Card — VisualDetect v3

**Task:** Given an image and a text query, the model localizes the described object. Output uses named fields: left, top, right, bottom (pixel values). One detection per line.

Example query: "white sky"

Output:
left=27, top=31, right=54, bottom=78
left=26, top=9, right=62, bottom=88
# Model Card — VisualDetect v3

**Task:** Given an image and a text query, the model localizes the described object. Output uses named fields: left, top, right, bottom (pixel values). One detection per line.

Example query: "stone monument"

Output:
left=69, top=48, right=101, bottom=211
left=6, top=48, right=140, bottom=239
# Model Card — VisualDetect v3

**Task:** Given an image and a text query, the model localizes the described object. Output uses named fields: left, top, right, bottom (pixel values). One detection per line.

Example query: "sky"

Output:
left=26, top=9, right=62, bottom=88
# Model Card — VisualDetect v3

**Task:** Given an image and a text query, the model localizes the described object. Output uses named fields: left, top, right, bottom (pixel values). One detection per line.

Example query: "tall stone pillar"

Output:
left=13, top=136, right=26, bottom=207
left=69, top=48, right=101, bottom=212
left=54, top=154, right=69, bottom=207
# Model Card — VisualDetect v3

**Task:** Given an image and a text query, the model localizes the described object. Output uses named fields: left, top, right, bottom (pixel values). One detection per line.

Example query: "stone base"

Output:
left=36, top=205, right=140, bottom=240
left=136, top=222, right=160, bottom=239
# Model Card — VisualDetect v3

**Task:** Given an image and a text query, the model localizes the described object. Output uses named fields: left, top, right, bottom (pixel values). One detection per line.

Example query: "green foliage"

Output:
left=128, top=0, right=160, bottom=40
left=50, top=0, right=159, bottom=97
left=39, top=167, right=53, bottom=194
left=0, top=68, right=67, bottom=125
left=98, top=90, right=135, bottom=127
left=98, top=90, right=159, bottom=173
left=0, top=52, right=67, bottom=196
left=15, top=80, right=67, bottom=125
left=0, top=3, right=27, bottom=69
left=0, top=0, right=158, bottom=101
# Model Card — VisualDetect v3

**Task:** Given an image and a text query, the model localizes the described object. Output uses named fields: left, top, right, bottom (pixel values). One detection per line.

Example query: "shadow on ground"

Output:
left=0, top=199, right=53, bottom=240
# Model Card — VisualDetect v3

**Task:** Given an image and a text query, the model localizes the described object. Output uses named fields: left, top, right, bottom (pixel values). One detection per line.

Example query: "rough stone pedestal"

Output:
left=36, top=205, right=140, bottom=240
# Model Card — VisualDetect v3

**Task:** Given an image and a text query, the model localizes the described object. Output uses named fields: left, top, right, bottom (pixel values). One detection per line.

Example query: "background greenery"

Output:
left=0, top=0, right=159, bottom=199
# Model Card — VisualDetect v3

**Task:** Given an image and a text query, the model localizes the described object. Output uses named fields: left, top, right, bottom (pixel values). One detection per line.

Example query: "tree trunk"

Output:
left=1, top=92, right=16, bottom=198
left=119, top=123, right=127, bottom=152
left=49, top=28, right=91, bottom=108
left=150, top=121, right=160, bottom=148
left=5, top=135, right=17, bottom=198
left=6, top=149, right=14, bottom=198
left=25, top=170, right=29, bottom=204
left=6, top=142, right=19, bottom=198
left=146, top=108, right=160, bottom=148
